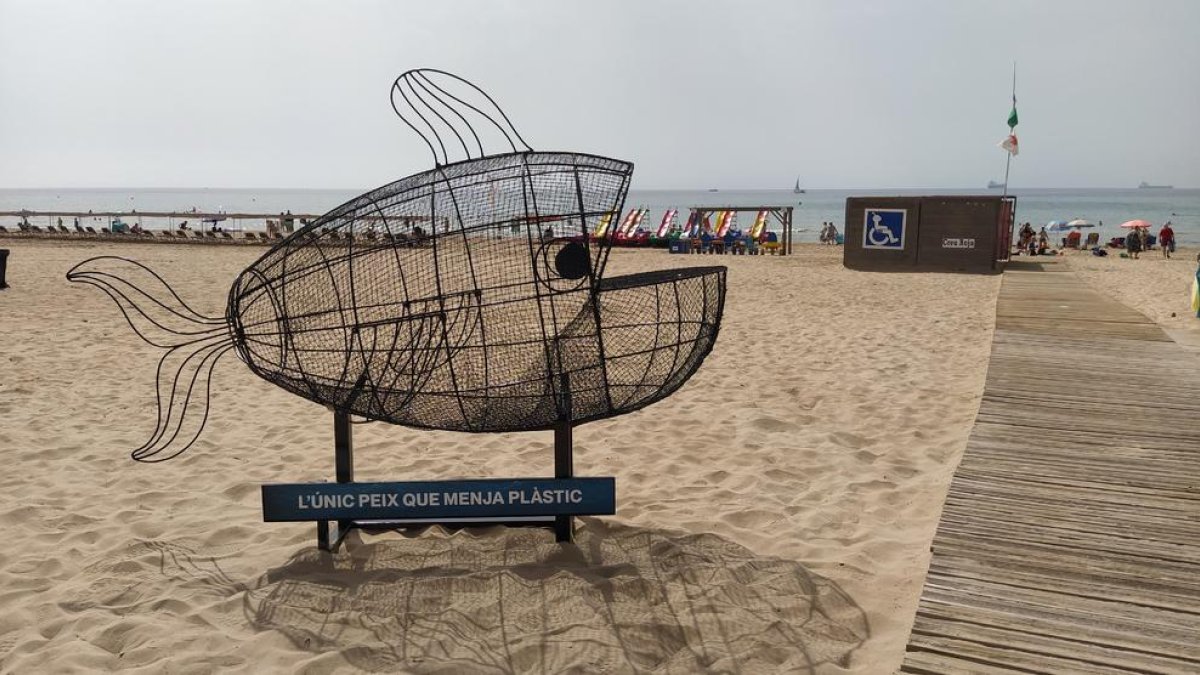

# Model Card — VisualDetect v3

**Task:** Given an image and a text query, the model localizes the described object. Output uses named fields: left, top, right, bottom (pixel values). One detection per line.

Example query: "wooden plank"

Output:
left=968, top=421, right=1200, bottom=454
left=904, top=264, right=1200, bottom=672
left=905, top=634, right=1169, bottom=675
left=910, top=610, right=1200, bottom=672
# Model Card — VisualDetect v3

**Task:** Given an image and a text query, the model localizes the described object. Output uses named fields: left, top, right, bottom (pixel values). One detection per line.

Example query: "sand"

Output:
left=1061, top=246, right=1200, bottom=349
left=0, top=239, right=1001, bottom=673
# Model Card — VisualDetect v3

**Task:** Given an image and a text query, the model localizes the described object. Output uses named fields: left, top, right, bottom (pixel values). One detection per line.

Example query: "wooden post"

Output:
left=785, top=207, right=793, bottom=256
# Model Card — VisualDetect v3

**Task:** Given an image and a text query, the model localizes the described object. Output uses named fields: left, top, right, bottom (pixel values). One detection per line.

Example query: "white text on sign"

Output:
left=296, top=488, right=586, bottom=510
left=941, top=238, right=976, bottom=249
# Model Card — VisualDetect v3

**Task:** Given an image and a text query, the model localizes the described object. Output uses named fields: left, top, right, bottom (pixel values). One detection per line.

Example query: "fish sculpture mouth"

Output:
left=64, top=69, right=727, bottom=459
left=555, top=266, right=726, bottom=426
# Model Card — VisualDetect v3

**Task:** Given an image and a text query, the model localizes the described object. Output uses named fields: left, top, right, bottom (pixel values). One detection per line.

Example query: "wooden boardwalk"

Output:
left=902, top=261, right=1200, bottom=674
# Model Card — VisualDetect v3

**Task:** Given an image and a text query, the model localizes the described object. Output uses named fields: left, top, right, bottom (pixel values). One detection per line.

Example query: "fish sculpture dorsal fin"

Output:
left=390, top=69, right=533, bottom=167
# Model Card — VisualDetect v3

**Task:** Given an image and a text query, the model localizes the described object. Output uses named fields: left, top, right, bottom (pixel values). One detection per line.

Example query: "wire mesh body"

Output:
left=228, top=151, right=725, bottom=431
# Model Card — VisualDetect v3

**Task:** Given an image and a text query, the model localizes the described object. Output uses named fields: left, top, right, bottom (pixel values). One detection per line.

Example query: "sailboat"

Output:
left=793, top=177, right=805, bottom=194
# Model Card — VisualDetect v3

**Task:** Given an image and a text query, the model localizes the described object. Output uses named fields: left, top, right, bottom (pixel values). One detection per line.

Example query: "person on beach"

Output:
left=1019, top=222, right=1034, bottom=249
left=828, top=223, right=839, bottom=245
left=819, top=222, right=830, bottom=244
left=1126, top=227, right=1142, bottom=259
left=1159, top=222, right=1175, bottom=259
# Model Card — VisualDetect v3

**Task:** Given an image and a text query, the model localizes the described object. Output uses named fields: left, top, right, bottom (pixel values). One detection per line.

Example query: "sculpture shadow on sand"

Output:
left=239, top=519, right=869, bottom=673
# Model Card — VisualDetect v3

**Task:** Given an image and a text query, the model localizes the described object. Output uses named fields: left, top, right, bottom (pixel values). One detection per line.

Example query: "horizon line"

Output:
left=1, top=185, right=1192, bottom=192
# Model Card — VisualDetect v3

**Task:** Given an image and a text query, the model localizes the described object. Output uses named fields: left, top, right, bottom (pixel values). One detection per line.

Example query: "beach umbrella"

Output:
left=1066, top=219, right=1095, bottom=228
left=1119, top=219, right=1153, bottom=229
left=1046, top=220, right=1076, bottom=231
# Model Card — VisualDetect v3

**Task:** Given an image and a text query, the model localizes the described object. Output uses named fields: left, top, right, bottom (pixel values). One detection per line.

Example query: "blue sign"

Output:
left=262, top=477, right=615, bottom=522
left=863, top=209, right=907, bottom=249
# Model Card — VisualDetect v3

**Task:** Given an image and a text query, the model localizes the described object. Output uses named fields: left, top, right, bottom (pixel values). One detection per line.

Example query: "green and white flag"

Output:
left=998, top=89, right=1019, bottom=154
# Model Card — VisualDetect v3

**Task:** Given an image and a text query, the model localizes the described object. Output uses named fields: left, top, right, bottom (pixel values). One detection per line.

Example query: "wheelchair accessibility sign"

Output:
left=863, top=209, right=907, bottom=249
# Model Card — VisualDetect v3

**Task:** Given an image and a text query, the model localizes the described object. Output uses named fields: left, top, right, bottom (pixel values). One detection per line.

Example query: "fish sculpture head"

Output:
left=67, top=69, right=726, bottom=460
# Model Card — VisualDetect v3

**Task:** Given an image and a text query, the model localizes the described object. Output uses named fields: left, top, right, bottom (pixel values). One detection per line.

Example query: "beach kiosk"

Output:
left=843, top=195, right=1015, bottom=273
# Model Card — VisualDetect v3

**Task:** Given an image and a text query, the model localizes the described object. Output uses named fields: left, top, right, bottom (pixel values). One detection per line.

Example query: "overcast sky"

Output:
left=2, top=0, right=1197, bottom=190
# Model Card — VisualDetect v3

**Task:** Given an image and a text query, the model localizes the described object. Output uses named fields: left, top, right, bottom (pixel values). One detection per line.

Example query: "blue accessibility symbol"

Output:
left=863, top=209, right=907, bottom=249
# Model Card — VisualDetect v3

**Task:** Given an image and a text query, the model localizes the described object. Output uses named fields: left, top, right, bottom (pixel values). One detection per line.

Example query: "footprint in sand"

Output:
left=750, top=416, right=799, bottom=433
left=828, top=431, right=871, bottom=449
left=855, top=449, right=884, bottom=464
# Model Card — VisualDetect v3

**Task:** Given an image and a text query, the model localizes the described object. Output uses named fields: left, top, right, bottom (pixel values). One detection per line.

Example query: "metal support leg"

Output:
left=319, top=409, right=355, bottom=552
left=317, top=520, right=331, bottom=551
left=554, top=419, right=574, bottom=543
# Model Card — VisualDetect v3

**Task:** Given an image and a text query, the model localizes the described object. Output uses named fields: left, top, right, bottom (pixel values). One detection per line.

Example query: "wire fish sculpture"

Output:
left=67, top=69, right=727, bottom=462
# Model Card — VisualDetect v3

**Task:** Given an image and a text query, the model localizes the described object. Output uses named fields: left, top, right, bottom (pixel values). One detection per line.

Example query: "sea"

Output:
left=2, top=186, right=1197, bottom=245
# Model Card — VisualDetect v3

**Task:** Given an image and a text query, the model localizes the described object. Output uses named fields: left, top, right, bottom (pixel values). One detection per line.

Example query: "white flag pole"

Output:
left=1002, top=62, right=1016, bottom=198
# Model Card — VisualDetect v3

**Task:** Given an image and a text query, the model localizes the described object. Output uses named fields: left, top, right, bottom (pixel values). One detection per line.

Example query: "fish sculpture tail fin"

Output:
left=66, top=256, right=235, bottom=461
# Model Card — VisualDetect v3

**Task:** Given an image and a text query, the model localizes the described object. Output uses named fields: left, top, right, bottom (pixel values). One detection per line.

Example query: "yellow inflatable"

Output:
left=1192, top=272, right=1200, bottom=314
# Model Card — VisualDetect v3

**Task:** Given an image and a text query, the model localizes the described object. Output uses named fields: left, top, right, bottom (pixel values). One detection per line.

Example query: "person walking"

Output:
left=1159, top=221, right=1176, bottom=259
left=1126, top=227, right=1142, bottom=259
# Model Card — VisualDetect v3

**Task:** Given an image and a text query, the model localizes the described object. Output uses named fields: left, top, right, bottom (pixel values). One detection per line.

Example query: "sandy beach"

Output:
left=1, top=239, right=1001, bottom=672
left=1061, top=247, right=1200, bottom=349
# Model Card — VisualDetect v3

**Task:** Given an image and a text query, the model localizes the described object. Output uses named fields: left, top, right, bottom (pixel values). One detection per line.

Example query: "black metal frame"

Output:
left=65, top=69, right=728, bottom=550
left=316, top=408, right=578, bottom=552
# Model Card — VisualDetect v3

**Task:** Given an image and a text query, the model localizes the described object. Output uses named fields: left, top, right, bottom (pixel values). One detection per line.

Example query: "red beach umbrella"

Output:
left=1120, top=220, right=1153, bottom=229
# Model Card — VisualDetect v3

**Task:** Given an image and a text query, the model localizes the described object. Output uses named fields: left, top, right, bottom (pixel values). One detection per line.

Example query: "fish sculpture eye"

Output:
left=554, top=241, right=590, bottom=280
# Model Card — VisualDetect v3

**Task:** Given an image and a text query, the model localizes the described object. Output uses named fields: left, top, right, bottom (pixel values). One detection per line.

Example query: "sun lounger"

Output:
left=58, top=225, right=70, bottom=233
left=220, top=231, right=233, bottom=240
left=244, top=232, right=257, bottom=241
left=85, top=226, right=97, bottom=234
left=0, top=226, right=7, bottom=233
